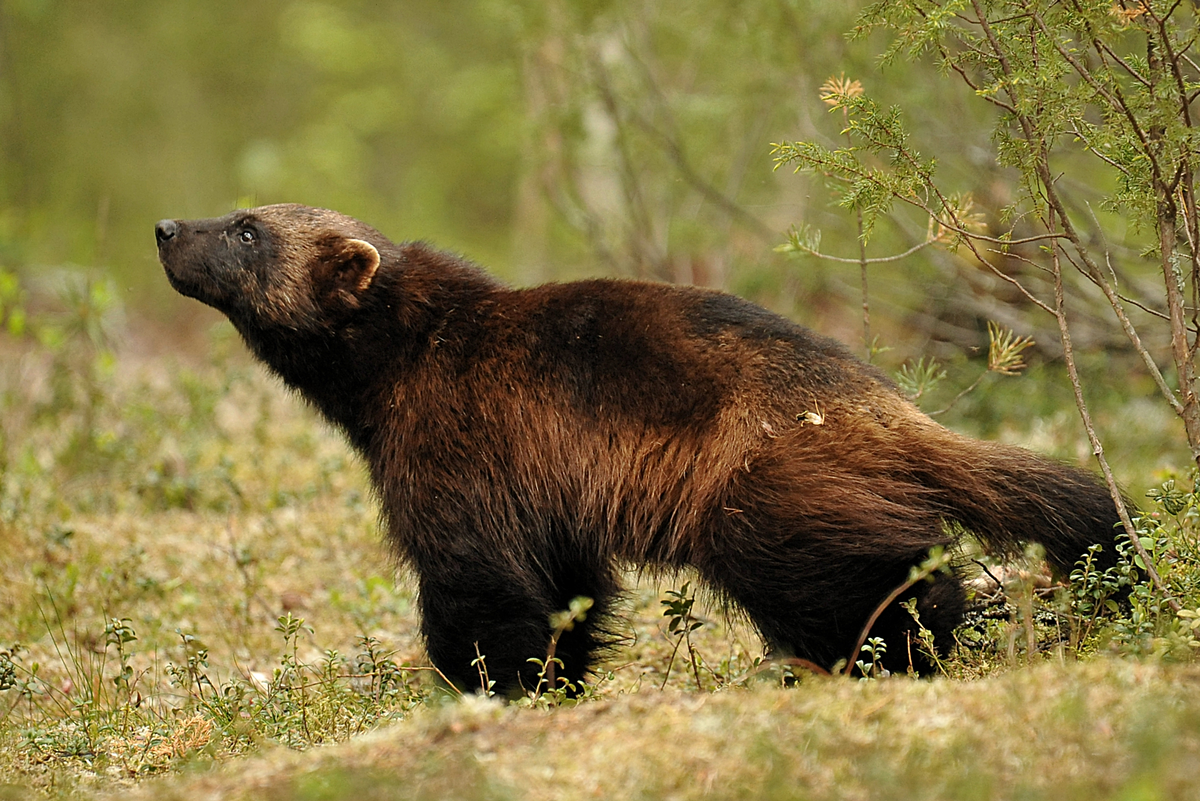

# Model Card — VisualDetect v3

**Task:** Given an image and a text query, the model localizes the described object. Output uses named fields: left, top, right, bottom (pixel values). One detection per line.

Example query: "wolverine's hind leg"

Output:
left=706, top=552, right=966, bottom=675
left=861, top=571, right=967, bottom=675
left=698, top=455, right=966, bottom=674
left=701, top=538, right=952, bottom=674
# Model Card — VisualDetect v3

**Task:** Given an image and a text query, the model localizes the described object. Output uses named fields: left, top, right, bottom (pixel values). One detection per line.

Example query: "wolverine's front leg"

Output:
left=414, top=537, right=620, bottom=698
left=416, top=564, right=553, bottom=698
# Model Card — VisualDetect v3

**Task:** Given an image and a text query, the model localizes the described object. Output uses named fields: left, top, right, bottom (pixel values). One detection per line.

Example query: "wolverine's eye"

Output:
left=238, top=229, right=256, bottom=245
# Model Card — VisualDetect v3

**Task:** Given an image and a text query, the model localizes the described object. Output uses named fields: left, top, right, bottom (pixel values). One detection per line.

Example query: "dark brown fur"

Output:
left=156, top=204, right=1124, bottom=694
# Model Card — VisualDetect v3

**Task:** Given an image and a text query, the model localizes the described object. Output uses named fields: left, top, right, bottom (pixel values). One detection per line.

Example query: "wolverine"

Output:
left=156, top=204, right=1123, bottom=695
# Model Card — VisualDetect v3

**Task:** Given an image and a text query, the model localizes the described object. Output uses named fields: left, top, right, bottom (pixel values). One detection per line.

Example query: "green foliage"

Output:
left=986, top=321, right=1034, bottom=376
left=773, top=93, right=936, bottom=242
left=776, top=0, right=1200, bottom=473
left=950, top=475, right=1200, bottom=674
left=895, top=356, right=946, bottom=401
left=894, top=321, right=1035, bottom=415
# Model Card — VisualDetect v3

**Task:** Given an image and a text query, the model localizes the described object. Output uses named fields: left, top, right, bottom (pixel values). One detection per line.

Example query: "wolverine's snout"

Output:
left=155, top=219, right=179, bottom=245
left=155, top=217, right=225, bottom=310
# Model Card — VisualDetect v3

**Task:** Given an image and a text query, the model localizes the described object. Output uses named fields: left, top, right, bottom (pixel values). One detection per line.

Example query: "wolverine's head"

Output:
left=155, top=204, right=386, bottom=332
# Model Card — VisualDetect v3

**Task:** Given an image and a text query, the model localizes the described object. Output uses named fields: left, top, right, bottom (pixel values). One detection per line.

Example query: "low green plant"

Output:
left=854, top=636, right=888, bottom=679
left=898, top=597, right=944, bottom=676
left=0, top=607, right=432, bottom=785
left=841, top=546, right=953, bottom=677
left=660, top=582, right=704, bottom=690
left=520, top=595, right=595, bottom=707
left=1064, top=480, right=1200, bottom=660
left=471, top=644, right=495, bottom=698
left=1065, top=544, right=1125, bottom=650
left=949, top=476, right=1200, bottom=674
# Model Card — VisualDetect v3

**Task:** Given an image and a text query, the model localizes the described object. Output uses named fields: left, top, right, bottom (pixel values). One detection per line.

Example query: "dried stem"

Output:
left=1049, top=223, right=1179, bottom=611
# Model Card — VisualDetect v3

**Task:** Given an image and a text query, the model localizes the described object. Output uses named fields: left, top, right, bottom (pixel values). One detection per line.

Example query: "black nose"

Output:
left=155, top=219, right=179, bottom=244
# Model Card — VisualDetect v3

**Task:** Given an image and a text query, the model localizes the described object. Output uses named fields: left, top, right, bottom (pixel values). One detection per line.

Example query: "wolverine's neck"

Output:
left=236, top=244, right=503, bottom=454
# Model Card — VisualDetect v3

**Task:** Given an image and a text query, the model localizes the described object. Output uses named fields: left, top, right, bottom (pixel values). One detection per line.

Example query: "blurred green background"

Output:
left=0, top=0, right=990, bottom=332
left=0, top=0, right=1185, bottom=477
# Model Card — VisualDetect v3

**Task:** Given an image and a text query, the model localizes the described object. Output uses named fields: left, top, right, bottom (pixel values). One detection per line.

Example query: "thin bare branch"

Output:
left=928, top=370, right=988, bottom=417
left=1056, top=244, right=1186, bottom=415
left=1049, top=219, right=1180, bottom=612
left=946, top=59, right=1019, bottom=113
left=589, top=53, right=664, bottom=274
left=1116, top=291, right=1170, bottom=322
left=1182, top=51, right=1200, bottom=82
left=785, top=238, right=935, bottom=265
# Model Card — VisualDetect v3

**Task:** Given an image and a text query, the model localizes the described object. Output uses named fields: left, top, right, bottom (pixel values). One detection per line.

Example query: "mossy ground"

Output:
left=103, top=660, right=1200, bottom=801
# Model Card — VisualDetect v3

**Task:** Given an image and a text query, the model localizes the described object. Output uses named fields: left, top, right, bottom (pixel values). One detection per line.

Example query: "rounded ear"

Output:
left=338, top=238, right=381, bottom=293
left=315, top=236, right=381, bottom=307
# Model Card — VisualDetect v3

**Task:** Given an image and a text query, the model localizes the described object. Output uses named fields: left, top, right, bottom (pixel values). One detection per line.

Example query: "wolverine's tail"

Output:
left=913, top=421, right=1127, bottom=574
